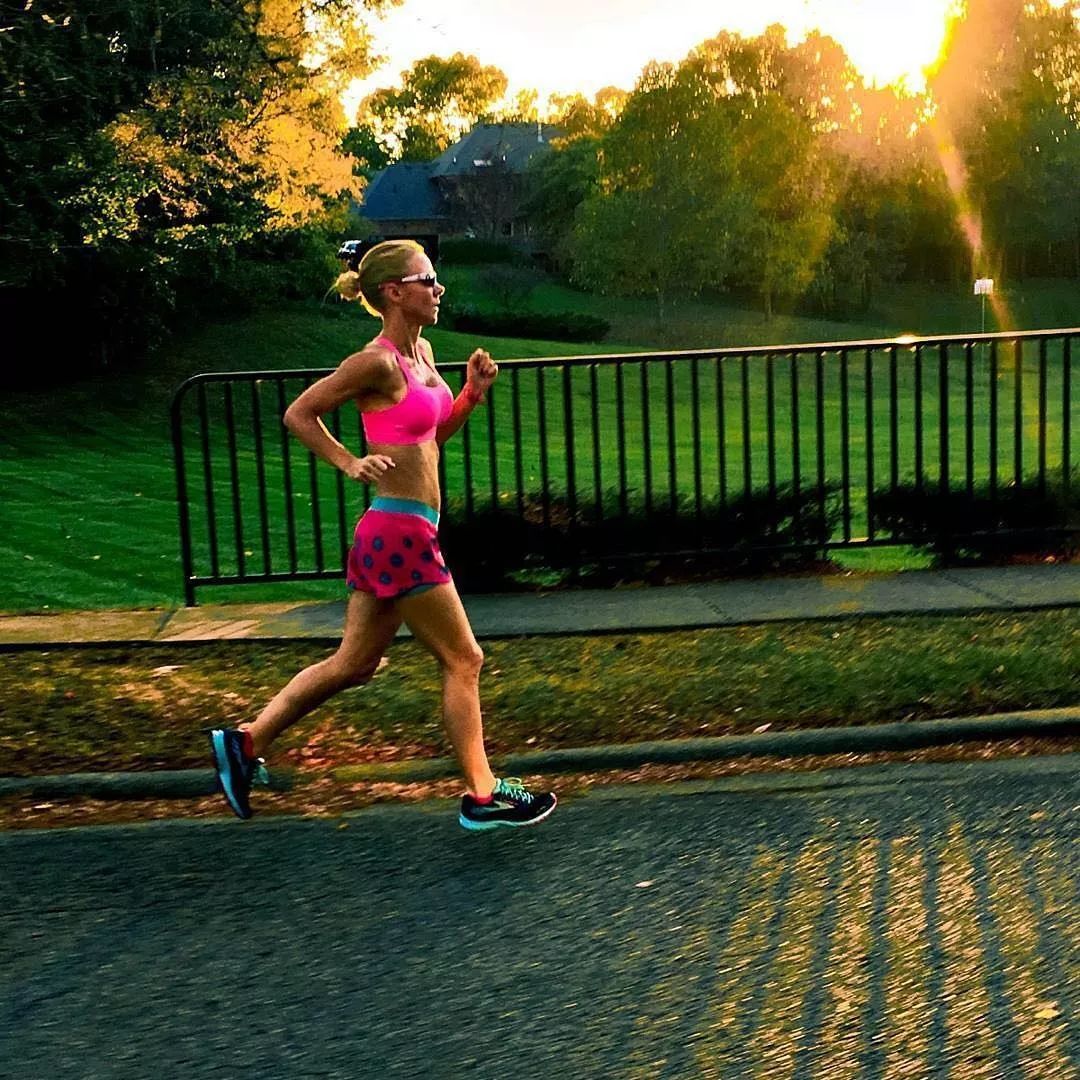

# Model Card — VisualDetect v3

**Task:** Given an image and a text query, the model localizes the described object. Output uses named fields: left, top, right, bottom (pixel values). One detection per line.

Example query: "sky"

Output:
left=345, top=0, right=964, bottom=117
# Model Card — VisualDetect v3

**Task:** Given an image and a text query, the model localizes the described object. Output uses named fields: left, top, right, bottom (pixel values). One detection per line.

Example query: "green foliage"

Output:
left=727, top=96, right=837, bottom=318
left=0, top=0, right=381, bottom=378
left=872, top=472, right=1080, bottom=562
left=564, top=7, right=1080, bottom=322
left=520, top=136, right=601, bottom=270
left=571, top=59, right=743, bottom=318
left=169, top=222, right=345, bottom=318
left=569, top=32, right=846, bottom=320
left=440, top=485, right=840, bottom=590
left=440, top=238, right=522, bottom=265
left=340, top=127, right=394, bottom=179
left=929, top=0, right=1080, bottom=279
left=440, top=306, right=610, bottom=342
left=352, top=53, right=508, bottom=164
left=546, top=88, right=628, bottom=138
left=476, top=266, right=544, bottom=309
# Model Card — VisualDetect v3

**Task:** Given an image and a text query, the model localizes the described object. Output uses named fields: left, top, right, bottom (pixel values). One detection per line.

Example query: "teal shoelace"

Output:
left=494, top=777, right=532, bottom=805
left=253, top=759, right=271, bottom=787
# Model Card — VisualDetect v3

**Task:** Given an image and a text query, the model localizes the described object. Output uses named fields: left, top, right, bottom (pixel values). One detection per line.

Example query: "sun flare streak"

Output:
left=927, top=115, right=1014, bottom=331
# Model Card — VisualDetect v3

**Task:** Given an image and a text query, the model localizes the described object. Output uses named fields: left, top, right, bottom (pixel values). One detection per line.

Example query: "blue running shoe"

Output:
left=459, top=777, right=557, bottom=831
left=208, top=728, right=268, bottom=820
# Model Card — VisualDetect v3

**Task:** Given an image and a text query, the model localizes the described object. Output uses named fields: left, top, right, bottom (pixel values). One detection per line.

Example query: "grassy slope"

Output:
left=2, top=277, right=1077, bottom=613
left=0, top=306, right=621, bottom=612
left=444, top=270, right=1080, bottom=349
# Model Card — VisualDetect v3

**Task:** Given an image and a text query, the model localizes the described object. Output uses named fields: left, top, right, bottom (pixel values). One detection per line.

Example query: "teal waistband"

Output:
left=370, top=496, right=440, bottom=526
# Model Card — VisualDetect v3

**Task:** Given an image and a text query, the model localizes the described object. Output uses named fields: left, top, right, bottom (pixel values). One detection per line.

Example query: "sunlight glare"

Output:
left=814, top=0, right=961, bottom=91
left=344, top=0, right=962, bottom=118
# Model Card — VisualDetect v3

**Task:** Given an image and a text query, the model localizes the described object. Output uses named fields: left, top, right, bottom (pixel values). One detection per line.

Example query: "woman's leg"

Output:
left=394, top=581, right=496, bottom=798
left=243, top=589, right=402, bottom=758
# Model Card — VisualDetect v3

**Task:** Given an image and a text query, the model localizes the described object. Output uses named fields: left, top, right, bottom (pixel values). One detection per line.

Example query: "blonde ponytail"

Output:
left=334, top=270, right=363, bottom=303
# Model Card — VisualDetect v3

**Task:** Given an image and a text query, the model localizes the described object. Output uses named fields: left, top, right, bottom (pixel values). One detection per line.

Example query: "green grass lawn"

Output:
left=0, top=306, right=622, bottom=612
left=2, top=278, right=1077, bottom=613
left=442, top=270, right=1080, bottom=349
left=4, top=609, right=1079, bottom=776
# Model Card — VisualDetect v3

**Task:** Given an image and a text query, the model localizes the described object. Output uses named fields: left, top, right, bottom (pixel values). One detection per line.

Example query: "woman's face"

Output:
left=386, top=251, right=445, bottom=326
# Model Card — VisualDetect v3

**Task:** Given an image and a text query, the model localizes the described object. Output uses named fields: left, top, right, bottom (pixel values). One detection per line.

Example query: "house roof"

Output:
left=428, top=122, right=562, bottom=178
left=361, top=163, right=448, bottom=222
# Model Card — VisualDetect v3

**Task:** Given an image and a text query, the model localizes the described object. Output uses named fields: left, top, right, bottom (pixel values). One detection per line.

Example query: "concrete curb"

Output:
left=1, top=709, right=1076, bottom=800
left=0, top=769, right=296, bottom=800
left=334, top=709, right=1080, bottom=782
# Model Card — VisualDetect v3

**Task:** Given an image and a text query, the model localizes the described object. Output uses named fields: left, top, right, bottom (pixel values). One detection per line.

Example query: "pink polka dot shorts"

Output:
left=346, top=497, right=452, bottom=599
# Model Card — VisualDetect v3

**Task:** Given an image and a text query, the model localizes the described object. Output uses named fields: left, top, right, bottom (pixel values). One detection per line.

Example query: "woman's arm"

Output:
left=435, top=347, right=498, bottom=445
left=283, top=349, right=399, bottom=483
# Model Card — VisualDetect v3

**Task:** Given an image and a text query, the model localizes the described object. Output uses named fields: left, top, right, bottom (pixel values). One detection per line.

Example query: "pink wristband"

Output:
left=464, top=385, right=485, bottom=405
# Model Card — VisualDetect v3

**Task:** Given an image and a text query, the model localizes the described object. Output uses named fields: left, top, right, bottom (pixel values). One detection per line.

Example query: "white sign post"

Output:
left=974, top=278, right=994, bottom=334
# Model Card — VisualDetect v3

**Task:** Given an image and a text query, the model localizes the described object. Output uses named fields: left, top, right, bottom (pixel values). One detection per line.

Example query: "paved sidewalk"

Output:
left=2, top=564, right=1079, bottom=648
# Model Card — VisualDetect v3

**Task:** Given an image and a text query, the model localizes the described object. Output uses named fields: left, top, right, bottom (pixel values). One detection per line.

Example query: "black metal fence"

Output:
left=171, top=328, right=1079, bottom=604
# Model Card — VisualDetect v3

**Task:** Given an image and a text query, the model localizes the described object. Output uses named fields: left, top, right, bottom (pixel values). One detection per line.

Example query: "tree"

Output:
left=352, top=52, right=508, bottom=163
left=686, top=28, right=849, bottom=316
left=571, top=61, right=741, bottom=320
left=726, top=95, right=838, bottom=319
left=522, top=135, right=602, bottom=268
left=489, top=88, right=541, bottom=124
left=340, top=125, right=394, bottom=180
left=570, top=29, right=844, bottom=321
left=547, top=86, right=628, bottom=138
left=0, top=0, right=389, bottom=375
left=517, top=87, right=626, bottom=268
left=929, top=0, right=1080, bottom=278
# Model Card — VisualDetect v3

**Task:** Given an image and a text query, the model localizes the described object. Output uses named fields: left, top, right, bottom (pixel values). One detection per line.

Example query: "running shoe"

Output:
left=208, top=728, right=268, bottom=820
left=459, top=777, right=557, bottom=831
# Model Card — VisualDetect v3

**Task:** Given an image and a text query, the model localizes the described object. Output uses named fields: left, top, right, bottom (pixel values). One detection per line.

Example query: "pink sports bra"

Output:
left=362, top=335, right=454, bottom=445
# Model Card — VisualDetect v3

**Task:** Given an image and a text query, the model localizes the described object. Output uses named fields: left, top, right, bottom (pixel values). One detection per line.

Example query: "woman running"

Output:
left=209, top=239, right=556, bottom=831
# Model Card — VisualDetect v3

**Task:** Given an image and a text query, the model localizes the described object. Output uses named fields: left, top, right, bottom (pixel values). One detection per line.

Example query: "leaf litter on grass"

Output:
left=1, top=609, right=1078, bottom=780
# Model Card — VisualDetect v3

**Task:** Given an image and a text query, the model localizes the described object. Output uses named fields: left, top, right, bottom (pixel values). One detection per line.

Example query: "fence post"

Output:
left=170, top=377, right=198, bottom=607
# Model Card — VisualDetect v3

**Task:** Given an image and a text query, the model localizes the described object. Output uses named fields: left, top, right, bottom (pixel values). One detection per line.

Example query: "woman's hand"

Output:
left=343, top=454, right=396, bottom=483
left=465, top=348, right=498, bottom=402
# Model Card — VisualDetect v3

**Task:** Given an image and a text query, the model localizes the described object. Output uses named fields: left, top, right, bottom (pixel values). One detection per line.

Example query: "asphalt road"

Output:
left=2, top=755, right=1077, bottom=1080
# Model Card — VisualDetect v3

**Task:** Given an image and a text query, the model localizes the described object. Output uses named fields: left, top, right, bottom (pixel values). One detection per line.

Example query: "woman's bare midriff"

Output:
left=367, top=439, right=442, bottom=510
